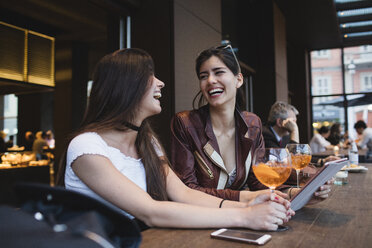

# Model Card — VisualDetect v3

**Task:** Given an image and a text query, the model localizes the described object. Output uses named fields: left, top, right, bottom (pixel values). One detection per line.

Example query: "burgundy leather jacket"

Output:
left=170, top=105, right=267, bottom=201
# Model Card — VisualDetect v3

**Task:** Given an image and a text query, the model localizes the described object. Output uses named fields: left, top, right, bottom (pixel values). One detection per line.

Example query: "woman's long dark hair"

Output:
left=192, top=46, right=245, bottom=110
left=56, top=48, right=168, bottom=201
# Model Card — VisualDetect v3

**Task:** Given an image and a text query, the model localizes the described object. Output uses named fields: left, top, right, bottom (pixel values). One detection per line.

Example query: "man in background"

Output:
left=263, top=101, right=338, bottom=166
left=354, top=120, right=372, bottom=151
left=262, top=101, right=299, bottom=148
left=24, top=131, right=35, bottom=151
left=5, top=135, right=14, bottom=149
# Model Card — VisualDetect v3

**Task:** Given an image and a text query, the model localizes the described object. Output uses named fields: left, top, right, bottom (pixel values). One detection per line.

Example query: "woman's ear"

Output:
left=236, top=73, right=244, bottom=89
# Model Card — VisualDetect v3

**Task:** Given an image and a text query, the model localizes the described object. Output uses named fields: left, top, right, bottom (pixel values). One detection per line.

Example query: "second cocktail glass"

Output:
left=286, top=144, right=312, bottom=188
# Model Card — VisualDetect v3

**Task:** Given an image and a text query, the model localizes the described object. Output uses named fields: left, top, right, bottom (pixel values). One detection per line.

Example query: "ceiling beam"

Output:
left=339, top=13, right=372, bottom=23
left=343, top=34, right=372, bottom=45
left=336, top=1, right=372, bottom=11
left=340, top=24, right=372, bottom=34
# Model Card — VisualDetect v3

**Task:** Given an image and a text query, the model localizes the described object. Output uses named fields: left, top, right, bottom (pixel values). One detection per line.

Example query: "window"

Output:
left=360, top=73, right=372, bottom=92
left=313, top=77, right=332, bottom=104
left=3, top=94, right=18, bottom=145
left=361, top=45, right=372, bottom=53
left=310, top=46, right=372, bottom=140
left=312, top=49, right=330, bottom=59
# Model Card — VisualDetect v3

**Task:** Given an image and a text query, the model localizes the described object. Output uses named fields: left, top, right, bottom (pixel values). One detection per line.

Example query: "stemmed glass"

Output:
left=285, top=144, right=312, bottom=188
left=252, top=148, right=292, bottom=193
left=252, top=148, right=292, bottom=231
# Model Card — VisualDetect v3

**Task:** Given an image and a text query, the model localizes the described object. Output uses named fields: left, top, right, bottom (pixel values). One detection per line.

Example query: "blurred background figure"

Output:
left=32, top=131, right=48, bottom=160
left=354, top=120, right=372, bottom=151
left=24, top=131, right=35, bottom=151
left=0, top=131, right=6, bottom=153
left=310, top=126, right=334, bottom=153
left=5, top=135, right=14, bottom=149
left=46, top=130, right=55, bottom=149
left=327, top=123, right=342, bottom=146
left=327, top=122, right=350, bottom=147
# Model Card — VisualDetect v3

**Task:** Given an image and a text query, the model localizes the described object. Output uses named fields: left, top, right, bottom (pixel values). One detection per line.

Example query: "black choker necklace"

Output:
left=124, top=122, right=140, bottom=132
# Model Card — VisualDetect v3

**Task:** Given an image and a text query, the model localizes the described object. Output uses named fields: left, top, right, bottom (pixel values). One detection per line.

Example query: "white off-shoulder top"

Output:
left=65, top=132, right=162, bottom=218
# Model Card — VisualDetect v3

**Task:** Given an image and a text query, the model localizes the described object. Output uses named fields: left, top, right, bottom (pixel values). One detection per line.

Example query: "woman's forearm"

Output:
left=140, top=200, right=244, bottom=228
left=174, top=185, right=247, bottom=208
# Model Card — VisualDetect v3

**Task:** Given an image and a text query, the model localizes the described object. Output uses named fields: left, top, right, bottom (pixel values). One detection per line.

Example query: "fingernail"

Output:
left=275, top=196, right=279, bottom=201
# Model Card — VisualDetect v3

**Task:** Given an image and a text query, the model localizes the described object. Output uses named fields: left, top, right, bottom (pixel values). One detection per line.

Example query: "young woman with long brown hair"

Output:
left=57, top=48, right=294, bottom=231
left=170, top=45, right=333, bottom=204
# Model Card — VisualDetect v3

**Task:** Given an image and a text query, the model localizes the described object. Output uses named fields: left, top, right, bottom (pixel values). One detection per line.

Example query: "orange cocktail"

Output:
left=252, top=162, right=292, bottom=189
left=291, top=154, right=312, bottom=170
left=286, top=144, right=312, bottom=188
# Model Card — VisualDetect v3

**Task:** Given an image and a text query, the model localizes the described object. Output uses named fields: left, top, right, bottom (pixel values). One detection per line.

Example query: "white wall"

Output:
left=174, top=0, right=222, bottom=113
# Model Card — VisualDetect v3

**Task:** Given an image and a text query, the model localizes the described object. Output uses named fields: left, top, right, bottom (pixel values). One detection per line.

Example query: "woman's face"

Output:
left=198, top=56, right=243, bottom=108
left=137, top=75, right=165, bottom=120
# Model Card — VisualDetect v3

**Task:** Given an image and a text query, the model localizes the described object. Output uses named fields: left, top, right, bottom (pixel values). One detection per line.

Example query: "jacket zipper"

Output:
left=194, top=151, right=214, bottom=179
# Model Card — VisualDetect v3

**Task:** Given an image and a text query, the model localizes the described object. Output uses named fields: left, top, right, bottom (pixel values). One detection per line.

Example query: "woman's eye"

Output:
left=215, top=70, right=225, bottom=75
left=199, top=74, right=208, bottom=80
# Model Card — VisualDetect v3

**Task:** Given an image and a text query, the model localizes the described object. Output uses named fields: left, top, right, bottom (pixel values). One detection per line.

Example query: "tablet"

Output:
left=290, top=158, right=348, bottom=211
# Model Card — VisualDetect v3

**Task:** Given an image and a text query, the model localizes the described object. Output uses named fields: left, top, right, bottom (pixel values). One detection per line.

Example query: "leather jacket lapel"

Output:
left=235, top=110, right=254, bottom=188
left=203, top=109, right=228, bottom=189
left=203, top=142, right=228, bottom=189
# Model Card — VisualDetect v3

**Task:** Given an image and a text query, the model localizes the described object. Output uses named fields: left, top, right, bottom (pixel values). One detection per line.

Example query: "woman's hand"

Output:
left=242, top=193, right=295, bottom=231
left=289, top=179, right=334, bottom=205
left=324, top=156, right=340, bottom=163
left=307, top=179, right=334, bottom=204
left=240, top=189, right=289, bottom=203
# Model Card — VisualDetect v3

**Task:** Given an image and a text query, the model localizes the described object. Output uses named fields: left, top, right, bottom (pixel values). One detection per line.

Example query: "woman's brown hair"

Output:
left=56, top=48, right=168, bottom=201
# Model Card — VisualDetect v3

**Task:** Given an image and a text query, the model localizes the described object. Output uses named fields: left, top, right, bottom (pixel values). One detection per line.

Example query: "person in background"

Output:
left=309, top=126, right=334, bottom=154
left=0, top=131, right=6, bottom=153
left=354, top=120, right=372, bottom=151
left=46, top=130, right=55, bottom=149
left=5, top=135, right=14, bottom=149
left=171, top=45, right=332, bottom=205
left=262, top=101, right=299, bottom=148
left=263, top=101, right=338, bottom=165
left=24, top=131, right=35, bottom=151
left=57, top=48, right=294, bottom=231
left=327, top=122, right=350, bottom=147
left=32, top=131, right=48, bottom=160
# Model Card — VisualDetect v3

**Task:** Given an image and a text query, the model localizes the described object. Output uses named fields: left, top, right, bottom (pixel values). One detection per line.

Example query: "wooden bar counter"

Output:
left=140, top=163, right=371, bottom=248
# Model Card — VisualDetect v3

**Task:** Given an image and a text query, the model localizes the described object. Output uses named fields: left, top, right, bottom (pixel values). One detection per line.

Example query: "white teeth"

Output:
left=208, top=88, right=223, bottom=95
left=154, top=92, right=161, bottom=99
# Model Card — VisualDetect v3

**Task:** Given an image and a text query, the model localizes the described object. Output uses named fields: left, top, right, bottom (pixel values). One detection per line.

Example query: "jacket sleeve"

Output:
left=170, top=114, right=240, bottom=201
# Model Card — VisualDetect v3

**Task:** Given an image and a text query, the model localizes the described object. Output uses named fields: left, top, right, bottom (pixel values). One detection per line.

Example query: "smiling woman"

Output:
left=170, top=46, right=271, bottom=203
left=55, top=47, right=294, bottom=232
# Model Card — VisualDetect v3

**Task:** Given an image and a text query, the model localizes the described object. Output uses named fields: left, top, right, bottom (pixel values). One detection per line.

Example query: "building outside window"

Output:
left=312, top=49, right=331, bottom=59
left=313, top=76, right=332, bottom=104
left=360, top=73, right=372, bottom=92
left=311, top=46, right=372, bottom=140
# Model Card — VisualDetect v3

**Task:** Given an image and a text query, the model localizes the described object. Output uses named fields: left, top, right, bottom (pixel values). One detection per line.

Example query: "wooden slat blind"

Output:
left=0, top=22, right=55, bottom=87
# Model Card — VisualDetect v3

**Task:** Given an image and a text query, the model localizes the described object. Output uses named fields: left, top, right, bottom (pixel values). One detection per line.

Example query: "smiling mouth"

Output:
left=208, top=88, right=224, bottom=96
left=154, top=92, right=162, bottom=99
